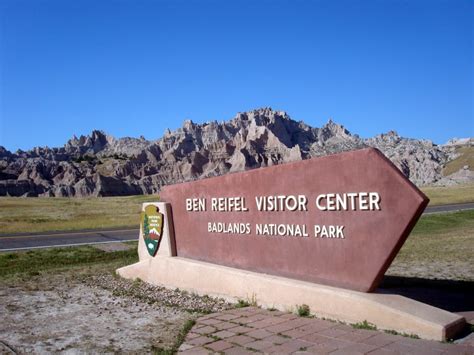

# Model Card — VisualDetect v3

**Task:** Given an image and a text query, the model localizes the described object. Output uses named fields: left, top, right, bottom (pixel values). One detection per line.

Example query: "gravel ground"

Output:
left=387, top=260, right=474, bottom=281
left=0, top=270, right=232, bottom=353
left=85, top=273, right=231, bottom=314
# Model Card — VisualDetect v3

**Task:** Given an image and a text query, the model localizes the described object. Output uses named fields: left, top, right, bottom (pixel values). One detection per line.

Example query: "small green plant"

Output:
left=384, top=329, right=419, bottom=339
left=296, top=304, right=310, bottom=317
left=151, top=345, right=171, bottom=355
left=130, top=278, right=144, bottom=292
left=236, top=299, right=250, bottom=308
left=235, top=294, right=257, bottom=308
left=173, top=319, right=196, bottom=350
left=352, top=320, right=377, bottom=330
left=248, top=293, right=258, bottom=307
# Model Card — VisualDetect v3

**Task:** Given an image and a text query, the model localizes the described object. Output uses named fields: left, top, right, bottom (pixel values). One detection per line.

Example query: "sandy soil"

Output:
left=0, top=271, right=215, bottom=353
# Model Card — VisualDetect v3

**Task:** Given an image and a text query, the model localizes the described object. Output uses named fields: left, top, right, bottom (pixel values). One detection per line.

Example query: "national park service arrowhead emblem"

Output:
left=141, top=205, right=164, bottom=257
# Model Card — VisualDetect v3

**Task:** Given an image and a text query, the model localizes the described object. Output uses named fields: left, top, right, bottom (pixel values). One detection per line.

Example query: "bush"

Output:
left=296, top=304, right=310, bottom=317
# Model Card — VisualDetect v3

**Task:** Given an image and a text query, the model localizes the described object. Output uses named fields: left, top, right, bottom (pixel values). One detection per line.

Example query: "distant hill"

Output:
left=0, top=108, right=472, bottom=197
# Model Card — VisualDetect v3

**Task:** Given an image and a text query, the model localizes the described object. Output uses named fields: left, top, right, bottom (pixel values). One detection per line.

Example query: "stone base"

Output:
left=117, top=256, right=465, bottom=341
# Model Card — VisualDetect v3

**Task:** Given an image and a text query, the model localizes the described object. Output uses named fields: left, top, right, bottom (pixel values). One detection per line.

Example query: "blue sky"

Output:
left=0, top=0, right=472, bottom=151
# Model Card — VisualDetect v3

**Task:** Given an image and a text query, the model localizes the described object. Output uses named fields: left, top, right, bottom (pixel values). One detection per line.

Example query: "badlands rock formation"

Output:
left=0, top=108, right=471, bottom=197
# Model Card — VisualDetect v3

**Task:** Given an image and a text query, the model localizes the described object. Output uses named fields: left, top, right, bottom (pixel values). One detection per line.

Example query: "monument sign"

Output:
left=160, top=148, right=429, bottom=292
left=119, top=148, right=466, bottom=340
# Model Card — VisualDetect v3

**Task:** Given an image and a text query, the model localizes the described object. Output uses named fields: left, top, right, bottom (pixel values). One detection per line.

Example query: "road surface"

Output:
left=424, top=202, right=474, bottom=214
left=0, top=228, right=139, bottom=252
left=1, top=202, right=473, bottom=252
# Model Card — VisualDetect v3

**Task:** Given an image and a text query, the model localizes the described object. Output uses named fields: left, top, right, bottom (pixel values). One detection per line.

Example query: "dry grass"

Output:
left=421, top=183, right=474, bottom=205
left=443, top=146, right=474, bottom=176
left=0, top=195, right=158, bottom=234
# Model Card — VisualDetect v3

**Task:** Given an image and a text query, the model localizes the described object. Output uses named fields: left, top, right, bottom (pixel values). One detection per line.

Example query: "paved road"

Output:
left=1, top=202, right=472, bottom=252
left=424, top=202, right=474, bottom=214
left=0, top=228, right=139, bottom=252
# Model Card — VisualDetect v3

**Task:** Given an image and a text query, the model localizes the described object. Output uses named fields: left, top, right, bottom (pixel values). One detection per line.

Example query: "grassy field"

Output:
left=388, top=209, right=474, bottom=280
left=0, top=183, right=472, bottom=235
left=0, top=242, right=139, bottom=279
left=421, top=183, right=474, bottom=205
left=0, top=194, right=158, bottom=234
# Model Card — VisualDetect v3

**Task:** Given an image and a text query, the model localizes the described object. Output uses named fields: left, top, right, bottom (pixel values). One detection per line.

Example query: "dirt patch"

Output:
left=0, top=271, right=231, bottom=353
left=387, top=260, right=474, bottom=281
left=92, top=242, right=135, bottom=253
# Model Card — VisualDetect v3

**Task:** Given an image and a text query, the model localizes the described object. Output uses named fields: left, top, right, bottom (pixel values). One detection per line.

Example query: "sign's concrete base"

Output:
left=117, top=256, right=465, bottom=342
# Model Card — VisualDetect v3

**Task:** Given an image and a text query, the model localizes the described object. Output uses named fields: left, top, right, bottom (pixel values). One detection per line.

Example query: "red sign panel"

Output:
left=160, top=148, right=428, bottom=292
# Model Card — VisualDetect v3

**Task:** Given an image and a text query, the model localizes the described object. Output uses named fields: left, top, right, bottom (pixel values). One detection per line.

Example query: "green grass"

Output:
left=390, top=210, right=474, bottom=279
left=352, top=320, right=377, bottom=330
left=384, top=329, right=420, bottom=339
left=296, top=304, right=311, bottom=317
left=412, top=209, right=474, bottom=236
left=406, top=210, right=474, bottom=265
left=152, top=319, right=196, bottom=354
left=422, top=183, right=474, bottom=206
left=0, top=242, right=138, bottom=279
left=0, top=195, right=159, bottom=234
left=235, top=299, right=251, bottom=308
